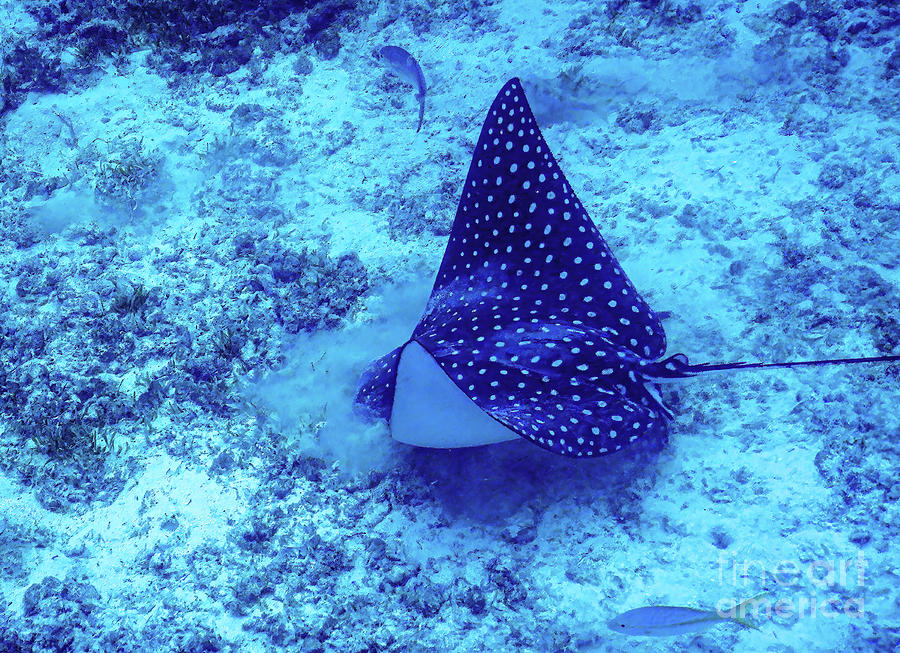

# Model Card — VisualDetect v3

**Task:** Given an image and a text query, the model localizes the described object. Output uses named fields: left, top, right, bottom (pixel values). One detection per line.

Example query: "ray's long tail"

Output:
left=647, top=352, right=900, bottom=379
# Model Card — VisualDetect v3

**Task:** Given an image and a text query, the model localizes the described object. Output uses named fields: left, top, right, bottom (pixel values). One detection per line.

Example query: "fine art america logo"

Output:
left=716, top=551, right=866, bottom=620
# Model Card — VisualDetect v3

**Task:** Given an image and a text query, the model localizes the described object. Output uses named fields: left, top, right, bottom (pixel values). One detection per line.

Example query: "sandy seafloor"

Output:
left=1, top=0, right=899, bottom=651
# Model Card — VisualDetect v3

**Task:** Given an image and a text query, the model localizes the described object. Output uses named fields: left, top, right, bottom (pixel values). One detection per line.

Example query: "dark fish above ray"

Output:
left=355, top=78, right=899, bottom=459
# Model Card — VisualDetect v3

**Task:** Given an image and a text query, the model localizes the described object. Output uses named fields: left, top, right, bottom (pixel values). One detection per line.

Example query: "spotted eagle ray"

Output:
left=355, top=78, right=899, bottom=458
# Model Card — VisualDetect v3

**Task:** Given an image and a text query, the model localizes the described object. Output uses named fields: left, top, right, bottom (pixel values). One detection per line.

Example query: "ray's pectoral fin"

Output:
left=354, top=345, right=404, bottom=422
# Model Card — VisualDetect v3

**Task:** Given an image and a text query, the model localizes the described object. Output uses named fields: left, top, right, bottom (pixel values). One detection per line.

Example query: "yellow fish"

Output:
left=376, top=45, right=426, bottom=132
left=607, top=593, right=769, bottom=637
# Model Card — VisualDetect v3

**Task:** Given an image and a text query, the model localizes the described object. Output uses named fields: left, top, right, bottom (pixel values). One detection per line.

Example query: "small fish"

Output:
left=376, top=45, right=426, bottom=132
left=607, top=594, right=767, bottom=637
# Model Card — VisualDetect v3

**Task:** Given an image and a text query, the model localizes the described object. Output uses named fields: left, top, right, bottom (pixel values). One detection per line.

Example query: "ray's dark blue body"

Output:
left=356, top=78, right=679, bottom=458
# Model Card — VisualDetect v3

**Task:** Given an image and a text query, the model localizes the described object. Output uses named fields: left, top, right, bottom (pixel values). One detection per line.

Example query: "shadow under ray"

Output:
left=396, top=431, right=668, bottom=524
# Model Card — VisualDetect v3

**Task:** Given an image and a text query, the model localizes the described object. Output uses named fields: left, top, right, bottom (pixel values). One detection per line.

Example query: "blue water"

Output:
left=1, top=1, right=898, bottom=651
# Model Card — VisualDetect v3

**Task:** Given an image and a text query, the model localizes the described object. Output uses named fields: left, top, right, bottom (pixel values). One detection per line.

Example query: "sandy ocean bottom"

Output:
left=1, top=0, right=898, bottom=651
